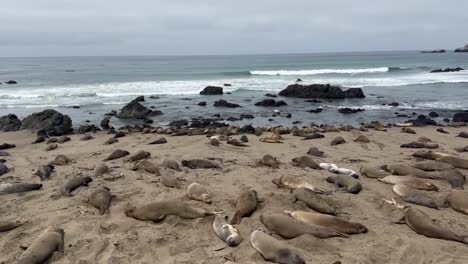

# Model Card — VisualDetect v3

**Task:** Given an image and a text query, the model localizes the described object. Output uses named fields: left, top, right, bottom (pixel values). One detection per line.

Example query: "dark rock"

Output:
left=421, top=49, right=446, bottom=53
left=285, top=113, right=292, bottom=118
left=144, top=119, right=153, bottom=124
left=0, top=114, right=22, bottom=132
left=105, top=110, right=117, bottom=116
left=292, top=121, right=301, bottom=124
left=77, top=124, right=101, bottom=134
left=454, top=43, right=468, bottom=52
left=200, top=86, right=223, bottom=95
left=304, top=99, right=322, bottom=103
left=272, top=111, right=281, bottom=117
left=226, top=92, right=232, bottom=95
left=296, top=78, right=303, bottom=82
left=21, top=109, right=72, bottom=136
left=101, top=116, right=111, bottom=130
left=168, top=119, right=189, bottom=127
left=268, top=119, right=274, bottom=122
left=278, top=84, right=365, bottom=99
left=116, top=98, right=162, bottom=119
left=240, top=114, right=254, bottom=119
left=213, top=114, right=221, bottom=118
left=406, top=115, right=437, bottom=126
left=254, top=99, right=288, bottom=107
left=388, top=102, right=400, bottom=107
left=5, top=80, right=17, bottom=84
left=0, top=143, right=15, bottom=150
left=149, top=95, right=160, bottom=99
left=198, top=101, right=207, bottom=106
left=264, top=93, right=277, bottom=98
left=150, top=106, right=155, bottom=109
left=181, top=98, right=192, bottom=101
left=37, top=129, right=48, bottom=138
left=453, top=111, right=468, bottom=122
left=430, top=67, right=464, bottom=73
left=134, top=96, right=145, bottom=102
left=227, top=117, right=242, bottom=122
left=308, top=108, right=323, bottom=113
left=213, top=100, right=240, bottom=108
left=338, top=108, right=365, bottom=114
left=223, top=83, right=232, bottom=87
left=428, top=111, right=439, bottom=118
left=443, top=118, right=450, bottom=123
left=239, top=125, right=255, bottom=134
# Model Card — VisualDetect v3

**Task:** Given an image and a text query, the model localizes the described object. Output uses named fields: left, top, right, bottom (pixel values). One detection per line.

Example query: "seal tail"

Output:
left=230, top=211, right=242, bottom=225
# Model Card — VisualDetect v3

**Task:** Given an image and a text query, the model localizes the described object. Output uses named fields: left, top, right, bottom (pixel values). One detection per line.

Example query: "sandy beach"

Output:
left=1, top=126, right=468, bottom=264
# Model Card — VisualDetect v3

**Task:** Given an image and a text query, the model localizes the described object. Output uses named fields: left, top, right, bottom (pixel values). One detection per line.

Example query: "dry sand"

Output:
left=1, top=127, right=468, bottom=264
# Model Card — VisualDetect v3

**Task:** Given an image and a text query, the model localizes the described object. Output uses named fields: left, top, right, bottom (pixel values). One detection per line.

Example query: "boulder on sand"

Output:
left=278, top=84, right=365, bottom=99
left=200, top=86, right=223, bottom=95
left=116, top=97, right=163, bottom=119
left=21, top=109, right=72, bottom=136
left=0, top=114, right=22, bottom=132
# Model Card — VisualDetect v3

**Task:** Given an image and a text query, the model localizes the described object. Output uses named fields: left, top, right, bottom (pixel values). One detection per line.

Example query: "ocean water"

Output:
left=0, top=51, right=467, bottom=127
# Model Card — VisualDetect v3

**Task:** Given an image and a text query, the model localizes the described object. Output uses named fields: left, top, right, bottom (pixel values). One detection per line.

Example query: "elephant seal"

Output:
left=306, top=147, right=324, bottom=157
left=412, top=150, right=448, bottom=160
left=437, top=128, right=449, bottom=134
left=0, top=151, right=9, bottom=156
left=273, top=175, right=325, bottom=194
left=17, top=228, right=64, bottom=264
left=360, top=166, right=389, bottom=179
left=227, top=139, right=248, bottom=147
left=89, top=187, right=112, bottom=214
left=35, top=165, right=54, bottom=181
left=0, top=163, right=9, bottom=176
left=397, top=207, right=468, bottom=245
left=260, top=214, right=347, bottom=239
left=285, top=210, right=368, bottom=235
left=62, top=176, right=93, bottom=196
left=148, top=137, right=167, bottom=145
left=128, top=150, right=150, bottom=162
left=293, top=188, right=337, bottom=215
left=291, top=156, right=320, bottom=169
left=103, top=149, right=129, bottom=161
left=80, top=134, right=94, bottom=141
left=382, top=164, right=431, bottom=178
left=250, top=229, right=306, bottom=264
left=413, top=160, right=454, bottom=171
left=133, top=160, right=160, bottom=175
left=210, top=138, right=220, bottom=146
left=445, top=190, right=468, bottom=215
left=94, top=163, right=109, bottom=176
left=57, top=136, right=71, bottom=144
left=50, top=154, right=72, bottom=166
left=240, top=135, right=248, bottom=143
left=161, top=173, right=179, bottom=188
left=104, top=137, right=118, bottom=145
left=401, top=127, right=416, bottom=134
left=354, top=135, right=370, bottom=143
left=401, top=142, right=439, bottom=149
left=0, top=183, right=43, bottom=195
left=187, top=183, right=212, bottom=204
left=330, top=136, right=346, bottom=146
left=428, top=169, right=465, bottom=189
left=125, top=199, right=220, bottom=222
left=379, top=176, right=439, bottom=191
left=457, top=132, right=468, bottom=138
left=302, top=133, right=325, bottom=140
left=45, top=143, right=58, bottom=151
left=392, top=184, right=438, bottom=209
left=437, top=156, right=468, bottom=169
left=213, top=215, right=242, bottom=247
left=326, top=175, right=362, bottom=194
left=182, top=159, right=220, bottom=169
left=455, top=146, right=468, bottom=153
left=231, top=190, right=258, bottom=225
left=32, top=136, right=46, bottom=144
left=261, top=154, right=279, bottom=168
left=162, top=159, right=181, bottom=171
left=0, top=218, right=28, bottom=232
left=0, top=143, right=15, bottom=150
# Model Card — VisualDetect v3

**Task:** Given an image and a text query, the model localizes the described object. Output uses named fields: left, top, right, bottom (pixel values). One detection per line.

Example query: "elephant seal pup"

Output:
left=80, top=134, right=94, bottom=141
left=161, top=173, right=179, bottom=188
left=57, top=136, right=71, bottom=144
left=437, top=156, right=468, bottom=169
left=326, top=175, right=362, bottom=194
left=382, top=164, right=431, bottom=178
left=455, top=146, right=468, bottom=153
left=285, top=210, right=368, bottom=235
left=35, top=164, right=54, bottom=181
left=330, top=136, right=346, bottom=146
left=148, top=137, right=167, bottom=145
left=379, top=176, right=439, bottom=191
left=209, top=138, right=220, bottom=146
left=0, top=183, right=43, bottom=195
left=45, top=143, right=58, bottom=151
left=306, top=147, right=324, bottom=157
left=133, top=160, right=160, bottom=175
left=61, top=176, right=93, bottom=196
left=162, top=159, right=182, bottom=171
left=293, top=188, right=337, bottom=215
left=50, top=154, right=72, bottom=166
left=181, top=159, right=220, bottom=169
left=125, top=200, right=220, bottom=222
left=273, top=175, right=325, bottom=194
left=0, top=218, right=28, bottom=232
left=213, top=215, right=242, bottom=247
left=32, top=136, right=46, bottom=144
left=227, top=139, right=248, bottom=147
left=261, top=154, right=279, bottom=169
left=413, top=160, right=454, bottom=171
left=457, top=132, right=468, bottom=138
left=360, top=166, right=389, bottom=179
left=392, top=184, right=438, bottom=209
left=291, top=156, right=320, bottom=169
left=412, top=150, right=448, bottom=160
left=401, top=142, right=439, bottom=149
left=0, top=163, right=9, bottom=176
left=401, top=127, right=416, bottom=134
left=396, top=207, right=468, bottom=245
left=94, top=163, right=109, bottom=176
left=128, top=150, right=150, bottom=162
left=17, top=228, right=65, bottom=264
left=445, top=190, right=468, bottom=215
left=260, top=214, right=347, bottom=239
left=89, top=187, right=112, bottom=214
left=231, top=190, right=258, bottom=225
left=428, top=169, right=466, bottom=189
left=250, top=229, right=306, bottom=264
left=187, top=183, right=212, bottom=204
left=240, top=135, right=248, bottom=143
left=103, top=149, right=129, bottom=161
left=0, top=143, right=15, bottom=150
left=104, top=137, right=118, bottom=145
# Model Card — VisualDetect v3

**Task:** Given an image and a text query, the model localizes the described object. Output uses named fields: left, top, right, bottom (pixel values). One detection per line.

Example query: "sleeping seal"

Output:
left=291, top=156, right=320, bottom=169
left=231, top=190, right=258, bottom=225
left=128, top=150, right=150, bottom=162
left=181, top=159, right=220, bottom=169
left=35, top=165, right=54, bottom=181
left=250, top=229, right=305, bottom=264
left=18, top=228, right=64, bottom=264
left=103, top=149, right=129, bottom=161
left=61, top=176, right=93, bottom=196
left=273, top=175, right=325, bottom=194
left=326, top=175, right=362, bottom=194
left=162, top=159, right=182, bottom=171
left=436, top=156, right=468, bottom=169
left=213, top=215, right=242, bottom=247
left=392, top=184, right=438, bottom=209
left=187, top=183, right=212, bottom=204
left=445, top=190, right=468, bottom=215
left=0, top=183, right=43, bottom=195
left=0, top=218, right=28, bottom=232
left=360, top=166, right=389, bottom=179
left=379, top=176, right=439, bottom=191
left=412, top=160, right=454, bottom=171
left=89, top=187, right=112, bottom=214
left=261, top=154, right=279, bottom=168
left=293, top=188, right=337, bottom=215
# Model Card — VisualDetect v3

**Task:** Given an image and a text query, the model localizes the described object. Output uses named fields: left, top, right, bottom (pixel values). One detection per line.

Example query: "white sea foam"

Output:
left=250, top=67, right=390, bottom=75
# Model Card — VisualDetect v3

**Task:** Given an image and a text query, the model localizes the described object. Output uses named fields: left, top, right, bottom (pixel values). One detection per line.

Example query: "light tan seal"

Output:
left=273, top=175, right=325, bottom=194
left=161, top=172, right=179, bottom=188
left=444, top=190, right=468, bottom=215
left=330, top=136, right=346, bottom=146
left=250, top=229, right=305, bottom=264
left=360, top=166, right=389, bottom=179
left=162, top=159, right=182, bottom=171
left=125, top=199, right=221, bottom=222
left=103, top=149, right=129, bottom=161
left=213, top=215, right=242, bottom=247
left=396, top=207, right=468, bottom=244
left=231, top=190, right=258, bottom=225
left=401, top=142, right=439, bottom=149
left=392, top=184, right=438, bottom=209
left=293, top=188, right=337, bottom=215
left=89, top=186, right=112, bottom=214
left=18, top=228, right=65, bottom=264
left=354, top=135, right=370, bottom=143
left=412, top=150, right=448, bottom=160
left=0, top=218, right=28, bottom=232
left=306, top=147, right=324, bottom=157
left=260, top=154, right=279, bottom=168
left=94, top=162, right=109, bottom=176
left=260, top=214, right=347, bottom=239
left=285, top=210, right=368, bottom=235
left=382, top=164, right=431, bottom=178
left=187, top=183, right=212, bottom=204
left=379, top=176, right=439, bottom=191
left=413, top=160, right=454, bottom=171
left=104, top=137, right=118, bottom=145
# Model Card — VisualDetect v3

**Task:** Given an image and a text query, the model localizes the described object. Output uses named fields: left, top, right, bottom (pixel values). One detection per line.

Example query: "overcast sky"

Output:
left=1, top=0, right=467, bottom=57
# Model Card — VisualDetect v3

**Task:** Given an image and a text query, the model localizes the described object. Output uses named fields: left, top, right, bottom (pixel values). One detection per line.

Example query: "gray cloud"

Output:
left=1, top=0, right=467, bottom=56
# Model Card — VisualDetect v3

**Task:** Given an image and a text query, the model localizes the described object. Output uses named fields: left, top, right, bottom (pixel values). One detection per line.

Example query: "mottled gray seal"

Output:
left=62, top=176, right=92, bottom=196
left=326, top=175, right=362, bottom=194
left=396, top=207, right=468, bottom=244
left=181, top=159, right=220, bottom=169
left=291, top=156, right=320, bottom=169
left=261, top=154, right=279, bottom=168
left=187, top=183, right=212, bottom=204
left=306, top=147, right=324, bottom=157
left=94, top=162, right=109, bottom=176
left=0, top=183, right=43, bottom=195
left=360, top=166, right=389, bottom=179
left=379, top=176, right=439, bottom=191
left=392, top=184, right=438, bottom=209
left=273, top=175, right=325, bottom=194
left=330, top=136, right=346, bottom=146
left=128, top=150, right=150, bottom=162
left=132, top=160, right=160, bottom=175
left=285, top=210, right=368, bottom=235
left=260, top=214, right=347, bottom=239
left=89, top=187, right=112, bottom=214
left=50, top=154, right=72, bottom=166
left=250, top=229, right=306, bottom=264
left=0, top=218, right=28, bottom=232
left=445, top=190, right=468, bottom=215
left=231, top=190, right=258, bottom=225
left=213, top=215, right=242, bottom=247
left=293, top=188, right=337, bottom=215
left=103, top=149, right=129, bottom=161
left=162, top=159, right=181, bottom=171
left=35, top=164, right=54, bottom=181
left=413, top=160, right=454, bottom=171
left=17, top=228, right=64, bottom=264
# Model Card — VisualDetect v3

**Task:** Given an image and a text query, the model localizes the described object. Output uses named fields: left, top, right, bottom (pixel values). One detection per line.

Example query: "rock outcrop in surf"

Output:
left=278, top=84, right=365, bottom=99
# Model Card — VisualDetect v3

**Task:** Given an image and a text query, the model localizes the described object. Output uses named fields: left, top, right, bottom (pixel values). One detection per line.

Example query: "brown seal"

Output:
left=32, top=136, right=46, bottom=144
left=306, top=147, right=324, bottom=157
left=227, top=139, right=248, bottom=147
left=187, top=183, right=212, bottom=204
left=392, top=184, right=438, bottom=209
left=291, top=156, right=320, bottom=169
left=210, top=138, right=220, bottom=146
left=104, top=138, right=118, bottom=145
left=293, top=188, right=337, bottom=215
left=17, top=228, right=65, bottom=264
left=162, top=159, right=182, bottom=171
left=0, top=183, right=43, bottom=195
left=0, top=163, right=9, bottom=176
left=412, top=150, right=448, bottom=160
left=181, top=159, right=220, bottom=169
left=401, top=127, right=416, bottom=134
left=457, top=132, right=468, bottom=138
left=400, top=142, right=439, bottom=149
left=80, top=134, right=94, bottom=141
left=61, top=175, right=93, bottom=196
left=360, top=166, right=389, bottom=179
left=354, top=135, right=370, bottom=143
left=161, top=172, right=179, bottom=188
left=273, top=175, right=325, bottom=194
left=50, top=154, right=72, bottom=166
left=379, top=176, right=439, bottom=191
left=0, top=143, right=15, bottom=150
left=0, top=218, right=28, bottom=232
left=382, top=164, right=431, bottom=178
left=330, top=136, right=346, bottom=146
left=45, top=143, right=58, bottom=151
left=250, top=229, right=305, bottom=264
left=301, top=133, right=325, bottom=140
left=132, top=160, right=160, bottom=175
left=285, top=210, right=368, bottom=235
left=436, top=128, right=449, bottom=134
left=455, top=146, right=468, bottom=153
left=125, top=199, right=220, bottom=222
left=260, top=154, right=279, bottom=168
left=445, top=190, right=468, bottom=215
left=89, top=186, right=112, bottom=214
left=412, top=160, right=454, bottom=171
left=437, top=156, right=468, bottom=169
left=231, top=190, right=258, bottom=225
left=148, top=137, right=167, bottom=145
left=94, top=163, right=109, bottom=176
left=103, top=149, right=129, bottom=161
left=35, top=164, right=54, bottom=181
left=326, top=175, right=362, bottom=194
left=260, top=214, right=347, bottom=239
left=57, top=136, right=71, bottom=144
left=240, top=135, right=248, bottom=143
left=396, top=207, right=468, bottom=244
left=213, top=215, right=242, bottom=247
left=128, top=150, right=150, bottom=162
